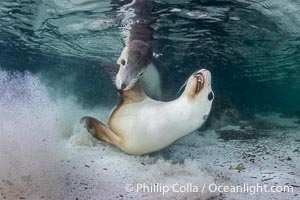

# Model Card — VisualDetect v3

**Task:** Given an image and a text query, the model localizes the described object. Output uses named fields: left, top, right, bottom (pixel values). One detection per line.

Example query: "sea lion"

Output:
left=115, top=39, right=162, bottom=99
left=113, top=0, right=162, bottom=99
left=80, top=69, right=214, bottom=155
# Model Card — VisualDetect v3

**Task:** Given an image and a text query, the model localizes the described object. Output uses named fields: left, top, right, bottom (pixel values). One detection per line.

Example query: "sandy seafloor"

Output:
left=0, top=71, right=299, bottom=200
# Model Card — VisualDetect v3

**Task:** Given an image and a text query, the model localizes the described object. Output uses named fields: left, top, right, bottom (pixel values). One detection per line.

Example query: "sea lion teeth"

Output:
left=195, top=72, right=204, bottom=93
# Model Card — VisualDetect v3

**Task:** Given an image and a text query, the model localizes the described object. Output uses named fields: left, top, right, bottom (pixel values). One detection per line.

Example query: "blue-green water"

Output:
left=1, top=0, right=299, bottom=114
left=0, top=1, right=300, bottom=199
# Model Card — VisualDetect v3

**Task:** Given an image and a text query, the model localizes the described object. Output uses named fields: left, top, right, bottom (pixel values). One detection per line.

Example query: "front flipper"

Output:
left=80, top=116, right=122, bottom=146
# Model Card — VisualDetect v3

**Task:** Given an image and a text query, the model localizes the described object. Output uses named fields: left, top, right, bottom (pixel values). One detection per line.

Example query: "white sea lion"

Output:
left=81, top=69, right=214, bottom=155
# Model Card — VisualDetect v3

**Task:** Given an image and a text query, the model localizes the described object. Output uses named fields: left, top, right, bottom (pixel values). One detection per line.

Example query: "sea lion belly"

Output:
left=109, top=97, right=207, bottom=154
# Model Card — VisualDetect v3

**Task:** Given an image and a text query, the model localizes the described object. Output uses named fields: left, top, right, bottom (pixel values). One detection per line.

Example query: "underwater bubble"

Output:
left=170, top=8, right=182, bottom=13
left=185, top=10, right=208, bottom=19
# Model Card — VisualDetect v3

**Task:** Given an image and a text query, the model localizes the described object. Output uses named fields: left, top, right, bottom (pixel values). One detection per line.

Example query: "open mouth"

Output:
left=195, top=72, right=205, bottom=93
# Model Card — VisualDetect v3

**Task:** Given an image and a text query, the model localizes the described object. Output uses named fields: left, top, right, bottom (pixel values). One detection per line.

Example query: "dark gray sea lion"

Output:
left=115, top=39, right=161, bottom=99
left=112, top=0, right=162, bottom=99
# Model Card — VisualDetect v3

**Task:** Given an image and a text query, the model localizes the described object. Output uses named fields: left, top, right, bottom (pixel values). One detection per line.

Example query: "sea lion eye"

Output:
left=208, top=91, right=214, bottom=101
left=121, top=59, right=126, bottom=65
left=139, top=71, right=144, bottom=76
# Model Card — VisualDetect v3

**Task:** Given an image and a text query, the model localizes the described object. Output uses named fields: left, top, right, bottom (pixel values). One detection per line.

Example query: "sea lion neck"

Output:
left=119, top=82, right=147, bottom=103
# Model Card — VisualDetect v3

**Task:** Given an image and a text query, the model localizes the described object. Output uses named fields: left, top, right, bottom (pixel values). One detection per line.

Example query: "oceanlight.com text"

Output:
left=125, top=183, right=293, bottom=195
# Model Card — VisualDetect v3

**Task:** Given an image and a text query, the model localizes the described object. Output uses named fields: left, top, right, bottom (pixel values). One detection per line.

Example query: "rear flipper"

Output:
left=80, top=116, right=121, bottom=145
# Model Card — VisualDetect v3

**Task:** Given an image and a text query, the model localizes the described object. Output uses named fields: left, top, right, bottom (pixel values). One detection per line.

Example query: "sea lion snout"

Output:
left=192, top=69, right=211, bottom=93
left=121, top=83, right=127, bottom=90
left=193, top=69, right=211, bottom=82
left=185, top=69, right=213, bottom=99
left=115, top=66, right=140, bottom=90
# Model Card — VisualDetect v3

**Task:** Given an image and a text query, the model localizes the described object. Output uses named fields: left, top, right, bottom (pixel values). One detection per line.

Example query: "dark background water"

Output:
left=0, top=0, right=299, bottom=115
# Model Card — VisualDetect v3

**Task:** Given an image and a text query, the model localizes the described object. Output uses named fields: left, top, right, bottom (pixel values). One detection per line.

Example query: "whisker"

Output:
left=176, top=79, right=188, bottom=96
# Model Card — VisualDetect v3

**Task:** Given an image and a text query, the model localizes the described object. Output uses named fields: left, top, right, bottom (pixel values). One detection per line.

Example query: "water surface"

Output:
left=1, top=0, right=299, bottom=112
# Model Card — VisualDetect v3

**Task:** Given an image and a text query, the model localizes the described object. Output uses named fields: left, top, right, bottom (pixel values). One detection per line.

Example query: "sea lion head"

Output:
left=184, top=69, right=214, bottom=102
left=115, top=40, right=153, bottom=90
